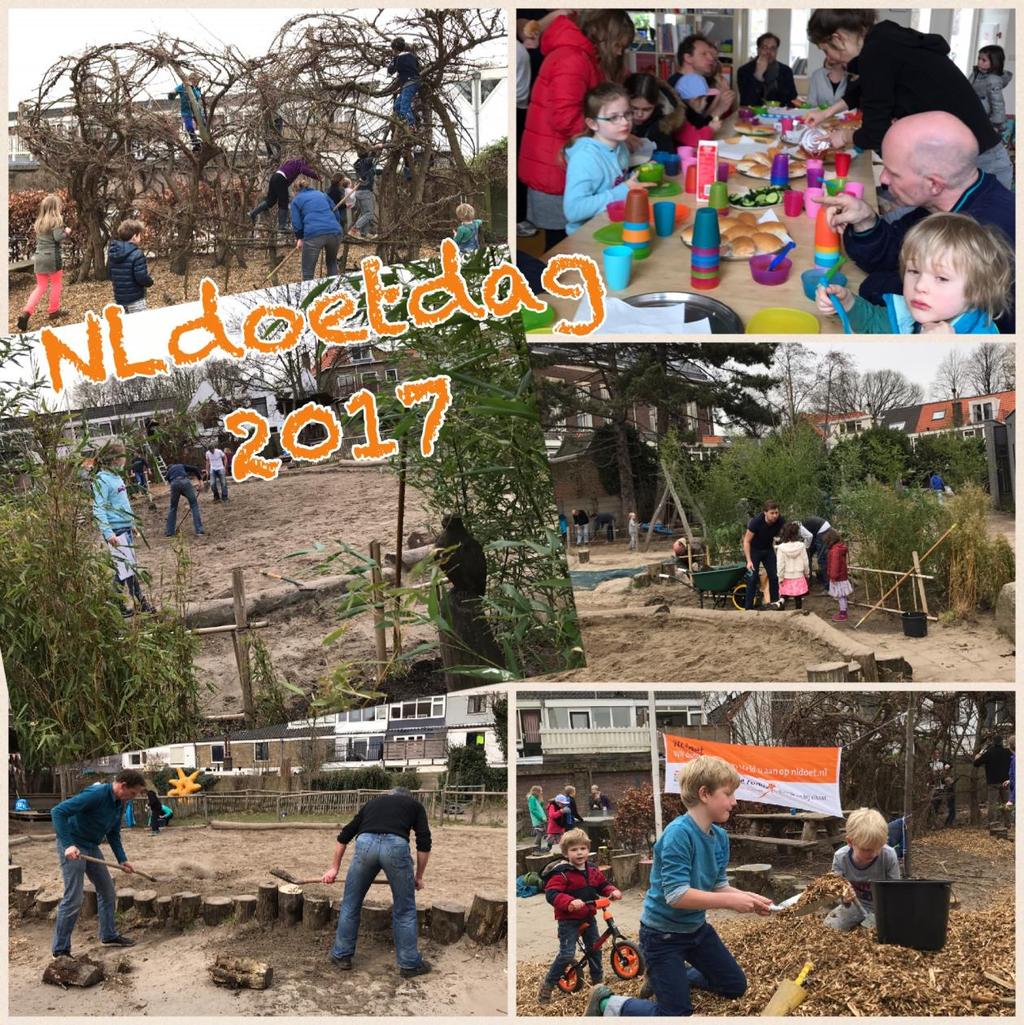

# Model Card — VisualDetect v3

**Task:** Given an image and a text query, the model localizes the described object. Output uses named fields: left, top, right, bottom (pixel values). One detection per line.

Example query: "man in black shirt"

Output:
left=801, top=515, right=832, bottom=590
left=323, top=788, right=432, bottom=976
left=973, top=737, right=1012, bottom=827
left=742, top=499, right=785, bottom=610
left=164, top=461, right=206, bottom=537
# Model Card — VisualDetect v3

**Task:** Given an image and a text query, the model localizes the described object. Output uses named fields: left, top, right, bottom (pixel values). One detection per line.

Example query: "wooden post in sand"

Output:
left=231, top=567, right=256, bottom=723
left=369, top=540, right=388, bottom=680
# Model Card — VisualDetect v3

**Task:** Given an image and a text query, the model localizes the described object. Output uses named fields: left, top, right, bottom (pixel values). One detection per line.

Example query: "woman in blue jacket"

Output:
left=290, top=177, right=343, bottom=280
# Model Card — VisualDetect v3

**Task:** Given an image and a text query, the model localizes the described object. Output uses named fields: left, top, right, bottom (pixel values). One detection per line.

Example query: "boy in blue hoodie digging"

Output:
left=108, top=219, right=154, bottom=314
left=563, top=83, right=654, bottom=236
left=817, top=213, right=1013, bottom=334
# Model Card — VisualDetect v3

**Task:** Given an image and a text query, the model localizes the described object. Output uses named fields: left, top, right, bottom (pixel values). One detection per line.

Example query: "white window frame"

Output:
left=467, top=695, right=487, bottom=714
left=569, top=710, right=592, bottom=730
left=931, top=410, right=946, bottom=422
left=384, top=368, right=399, bottom=382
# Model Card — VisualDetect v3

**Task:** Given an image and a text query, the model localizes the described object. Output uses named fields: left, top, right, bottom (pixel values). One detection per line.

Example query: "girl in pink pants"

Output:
left=17, top=193, right=71, bottom=332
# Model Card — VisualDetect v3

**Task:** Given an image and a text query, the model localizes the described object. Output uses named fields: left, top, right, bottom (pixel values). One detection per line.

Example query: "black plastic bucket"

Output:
left=872, top=879, right=952, bottom=951
left=901, top=611, right=928, bottom=638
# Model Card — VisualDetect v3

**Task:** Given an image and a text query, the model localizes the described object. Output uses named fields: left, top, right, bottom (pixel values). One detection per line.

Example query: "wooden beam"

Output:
left=231, top=568, right=255, bottom=724
left=192, top=620, right=269, bottom=636
left=369, top=540, right=387, bottom=679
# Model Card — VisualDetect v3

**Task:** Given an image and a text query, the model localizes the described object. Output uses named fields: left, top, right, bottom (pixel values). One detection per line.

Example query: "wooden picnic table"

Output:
left=733, top=811, right=846, bottom=844
left=540, top=114, right=876, bottom=334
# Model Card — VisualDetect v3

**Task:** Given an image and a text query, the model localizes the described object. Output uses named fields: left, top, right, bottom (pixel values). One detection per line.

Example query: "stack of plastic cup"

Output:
left=770, top=153, right=789, bottom=188
left=813, top=204, right=841, bottom=270
left=806, top=159, right=824, bottom=190
left=621, top=190, right=652, bottom=259
left=690, top=208, right=721, bottom=290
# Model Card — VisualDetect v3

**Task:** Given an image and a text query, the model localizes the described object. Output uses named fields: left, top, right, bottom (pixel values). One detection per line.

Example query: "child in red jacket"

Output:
left=538, top=828, right=622, bottom=1003
left=824, top=528, right=852, bottom=622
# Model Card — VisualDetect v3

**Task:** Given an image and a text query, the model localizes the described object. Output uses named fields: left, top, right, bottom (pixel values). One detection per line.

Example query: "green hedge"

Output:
left=310, top=766, right=422, bottom=791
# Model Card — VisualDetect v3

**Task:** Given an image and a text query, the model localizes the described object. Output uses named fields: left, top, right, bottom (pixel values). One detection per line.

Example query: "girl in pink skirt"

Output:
left=776, top=521, right=810, bottom=610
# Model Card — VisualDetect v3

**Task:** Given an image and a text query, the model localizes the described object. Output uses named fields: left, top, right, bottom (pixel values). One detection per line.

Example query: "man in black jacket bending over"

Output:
left=323, top=788, right=432, bottom=977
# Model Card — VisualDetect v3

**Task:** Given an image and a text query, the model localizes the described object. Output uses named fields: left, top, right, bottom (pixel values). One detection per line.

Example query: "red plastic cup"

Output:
left=834, top=152, right=852, bottom=177
left=783, top=189, right=804, bottom=217
left=684, top=164, right=697, bottom=194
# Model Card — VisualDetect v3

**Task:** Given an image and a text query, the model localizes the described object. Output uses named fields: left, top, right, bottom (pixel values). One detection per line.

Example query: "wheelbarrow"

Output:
left=688, top=562, right=770, bottom=610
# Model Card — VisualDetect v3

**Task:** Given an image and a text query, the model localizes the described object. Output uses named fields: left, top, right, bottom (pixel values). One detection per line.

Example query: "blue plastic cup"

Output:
left=801, top=268, right=847, bottom=301
left=653, top=202, right=676, bottom=237
left=603, top=245, right=634, bottom=291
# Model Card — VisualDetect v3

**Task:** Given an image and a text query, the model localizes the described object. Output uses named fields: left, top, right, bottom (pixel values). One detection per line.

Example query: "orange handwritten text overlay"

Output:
left=36, top=240, right=607, bottom=393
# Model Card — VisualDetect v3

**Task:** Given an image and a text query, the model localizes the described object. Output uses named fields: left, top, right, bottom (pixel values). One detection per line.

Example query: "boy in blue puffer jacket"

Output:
left=290, top=177, right=343, bottom=281
left=817, top=213, right=1013, bottom=335
left=563, top=84, right=653, bottom=235
left=108, top=219, right=154, bottom=314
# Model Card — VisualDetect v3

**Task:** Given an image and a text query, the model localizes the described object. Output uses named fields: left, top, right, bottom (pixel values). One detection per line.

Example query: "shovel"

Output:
left=270, top=867, right=386, bottom=886
left=76, top=853, right=159, bottom=883
left=760, top=961, right=814, bottom=1016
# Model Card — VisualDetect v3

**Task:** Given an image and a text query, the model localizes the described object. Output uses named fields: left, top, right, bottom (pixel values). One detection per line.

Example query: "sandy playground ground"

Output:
left=560, top=536, right=1013, bottom=684
left=8, top=821, right=506, bottom=1016
left=516, top=827, right=1015, bottom=1016
left=124, top=463, right=437, bottom=713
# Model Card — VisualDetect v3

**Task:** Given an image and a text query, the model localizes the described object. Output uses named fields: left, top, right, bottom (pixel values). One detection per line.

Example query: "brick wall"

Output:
left=552, top=458, right=621, bottom=520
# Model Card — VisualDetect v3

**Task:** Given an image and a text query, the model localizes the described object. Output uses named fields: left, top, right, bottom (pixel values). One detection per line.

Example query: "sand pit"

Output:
left=8, top=822, right=506, bottom=1017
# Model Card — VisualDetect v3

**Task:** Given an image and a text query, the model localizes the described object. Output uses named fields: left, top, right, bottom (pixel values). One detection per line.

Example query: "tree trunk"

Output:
left=732, top=864, right=773, bottom=896
left=209, top=955, right=273, bottom=991
left=614, top=418, right=637, bottom=525
left=638, top=859, right=653, bottom=890
left=524, top=852, right=557, bottom=876
left=155, top=895, right=173, bottom=924
left=172, top=891, right=201, bottom=926
left=134, top=890, right=158, bottom=918
left=807, top=662, right=853, bottom=682
left=430, top=902, right=466, bottom=944
left=277, top=884, right=304, bottom=927
left=359, top=901, right=393, bottom=940
left=465, top=893, right=506, bottom=945
left=303, top=896, right=330, bottom=931
left=14, top=884, right=41, bottom=914
left=35, top=892, right=62, bottom=917
left=611, top=853, right=640, bottom=891
left=256, top=881, right=279, bottom=923
left=9, top=865, right=22, bottom=888
left=515, top=843, right=535, bottom=877
left=233, top=895, right=257, bottom=923
left=202, top=896, right=234, bottom=926
left=43, top=956, right=105, bottom=988
left=115, top=890, right=136, bottom=914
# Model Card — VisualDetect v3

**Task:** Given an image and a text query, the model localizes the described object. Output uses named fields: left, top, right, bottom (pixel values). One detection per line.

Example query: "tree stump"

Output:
left=14, top=883, right=40, bottom=914
left=611, top=853, right=640, bottom=891
left=516, top=843, right=535, bottom=877
left=155, top=895, right=173, bottom=925
left=233, top=895, right=257, bottom=923
left=417, top=905, right=430, bottom=936
left=990, top=825, right=1009, bottom=839
left=202, top=896, right=234, bottom=926
left=256, top=881, right=279, bottom=923
left=35, top=892, right=62, bottom=917
left=806, top=662, right=852, bottom=683
left=82, top=885, right=98, bottom=918
left=303, top=896, right=330, bottom=932
left=134, top=890, right=158, bottom=918
left=732, top=864, right=773, bottom=896
left=116, top=890, right=136, bottom=914
left=430, top=902, right=466, bottom=944
left=465, top=893, right=506, bottom=945
left=278, top=884, right=304, bottom=927
left=638, top=859, right=653, bottom=890
left=172, top=891, right=201, bottom=926
left=359, top=901, right=393, bottom=941
left=9, top=864, right=22, bottom=889
left=525, top=852, right=557, bottom=876
left=43, top=955, right=104, bottom=988
left=769, top=874, right=801, bottom=902
left=209, top=955, right=273, bottom=991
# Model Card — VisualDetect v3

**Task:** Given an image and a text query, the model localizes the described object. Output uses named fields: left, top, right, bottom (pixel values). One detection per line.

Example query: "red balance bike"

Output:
left=557, top=897, right=645, bottom=993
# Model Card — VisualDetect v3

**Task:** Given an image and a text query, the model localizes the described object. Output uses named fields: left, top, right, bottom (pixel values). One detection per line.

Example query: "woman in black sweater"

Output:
left=805, top=9, right=1013, bottom=188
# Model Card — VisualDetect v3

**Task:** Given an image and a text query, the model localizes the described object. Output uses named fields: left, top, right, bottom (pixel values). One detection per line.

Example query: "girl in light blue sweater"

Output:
left=563, top=84, right=652, bottom=235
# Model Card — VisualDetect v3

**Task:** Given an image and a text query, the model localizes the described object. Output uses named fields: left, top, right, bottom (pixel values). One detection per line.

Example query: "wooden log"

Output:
left=611, top=852, right=640, bottom=891
left=43, top=956, right=105, bottom=988
left=278, top=884, right=304, bottom=927
left=525, top=852, right=558, bottom=876
left=360, top=901, right=393, bottom=940
left=516, top=843, right=535, bottom=877
left=233, top=895, right=257, bottom=923
left=806, top=662, right=852, bottom=683
left=202, top=896, right=234, bottom=926
left=172, top=891, right=201, bottom=926
left=9, top=836, right=31, bottom=848
left=155, top=895, right=173, bottom=925
left=417, top=905, right=429, bottom=936
left=116, top=889, right=136, bottom=913
left=209, top=955, right=273, bottom=991
left=857, top=651, right=879, bottom=684
left=430, top=902, right=466, bottom=944
left=82, top=885, right=98, bottom=918
left=303, top=896, right=330, bottom=931
left=732, top=864, right=773, bottom=896
left=638, top=859, right=653, bottom=890
left=770, top=874, right=801, bottom=902
left=35, top=892, right=61, bottom=917
left=465, top=893, right=507, bottom=945
left=9, top=864, right=22, bottom=888
left=134, top=890, right=158, bottom=918
left=14, top=883, right=40, bottom=913
left=256, top=881, right=279, bottom=923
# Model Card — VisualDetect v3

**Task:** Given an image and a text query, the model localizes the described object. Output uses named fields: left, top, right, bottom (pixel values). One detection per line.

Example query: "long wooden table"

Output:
left=540, top=116, right=876, bottom=334
left=733, top=811, right=846, bottom=844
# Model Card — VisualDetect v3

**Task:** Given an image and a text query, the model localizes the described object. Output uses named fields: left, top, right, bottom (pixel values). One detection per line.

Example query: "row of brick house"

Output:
left=109, top=685, right=505, bottom=782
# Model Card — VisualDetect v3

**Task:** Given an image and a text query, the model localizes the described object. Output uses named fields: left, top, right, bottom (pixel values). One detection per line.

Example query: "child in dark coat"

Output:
left=107, top=219, right=153, bottom=313
left=538, top=828, right=622, bottom=1003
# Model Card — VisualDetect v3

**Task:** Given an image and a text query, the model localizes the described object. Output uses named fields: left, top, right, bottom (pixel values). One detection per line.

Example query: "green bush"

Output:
left=311, top=766, right=421, bottom=791
left=825, top=426, right=914, bottom=492
left=945, top=484, right=1015, bottom=615
left=438, top=744, right=506, bottom=791
left=146, top=765, right=220, bottom=794
left=911, top=433, right=988, bottom=492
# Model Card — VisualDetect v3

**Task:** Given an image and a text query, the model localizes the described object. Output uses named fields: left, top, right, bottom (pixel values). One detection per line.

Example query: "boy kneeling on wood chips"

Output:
left=825, top=807, right=900, bottom=931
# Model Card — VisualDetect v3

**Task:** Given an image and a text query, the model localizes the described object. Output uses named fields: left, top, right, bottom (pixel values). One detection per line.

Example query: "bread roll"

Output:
left=730, top=236, right=755, bottom=259
left=753, top=232, right=782, bottom=254
left=682, top=225, right=694, bottom=245
left=724, top=135, right=742, bottom=145
left=736, top=212, right=759, bottom=227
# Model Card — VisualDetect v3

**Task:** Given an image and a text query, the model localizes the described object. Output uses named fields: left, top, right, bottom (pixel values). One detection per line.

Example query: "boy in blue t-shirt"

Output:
left=586, top=755, right=772, bottom=1017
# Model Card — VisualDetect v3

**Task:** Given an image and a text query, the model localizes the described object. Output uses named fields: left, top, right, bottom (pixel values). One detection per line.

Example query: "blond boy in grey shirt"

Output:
left=825, top=807, right=901, bottom=931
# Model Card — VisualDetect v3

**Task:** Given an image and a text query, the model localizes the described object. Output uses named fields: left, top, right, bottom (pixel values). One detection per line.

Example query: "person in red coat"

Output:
left=823, top=528, right=852, bottom=622
left=537, top=828, right=622, bottom=1003
left=518, top=10, right=636, bottom=251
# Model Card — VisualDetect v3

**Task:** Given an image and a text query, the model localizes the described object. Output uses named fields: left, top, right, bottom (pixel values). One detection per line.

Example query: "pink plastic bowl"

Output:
left=749, top=254, right=793, bottom=286
left=607, top=200, right=626, bottom=222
